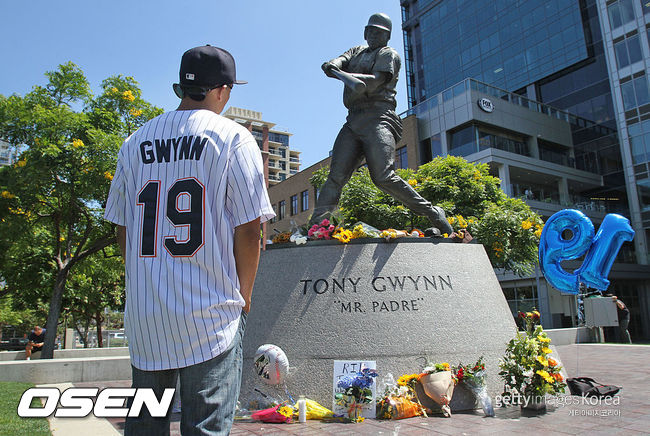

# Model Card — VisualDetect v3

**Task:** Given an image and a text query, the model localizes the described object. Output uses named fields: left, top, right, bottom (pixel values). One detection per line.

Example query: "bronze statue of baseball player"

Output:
left=310, top=13, right=453, bottom=236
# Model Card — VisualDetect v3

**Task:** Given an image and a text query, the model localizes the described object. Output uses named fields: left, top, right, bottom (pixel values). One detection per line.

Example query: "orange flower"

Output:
left=547, top=357, right=557, bottom=367
left=552, top=373, right=563, bottom=382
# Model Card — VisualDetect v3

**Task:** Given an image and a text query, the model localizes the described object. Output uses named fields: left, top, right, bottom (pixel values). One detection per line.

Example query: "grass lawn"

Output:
left=0, top=382, right=50, bottom=436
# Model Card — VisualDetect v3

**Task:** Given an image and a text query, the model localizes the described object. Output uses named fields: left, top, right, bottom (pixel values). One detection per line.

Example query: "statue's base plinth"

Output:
left=240, top=239, right=516, bottom=411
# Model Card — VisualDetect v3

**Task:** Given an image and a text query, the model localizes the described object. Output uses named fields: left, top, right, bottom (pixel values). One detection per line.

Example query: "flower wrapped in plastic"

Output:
left=454, top=357, right=494, bottom=417
left=251, top=404, right=294, bottom=423
left=419, top=362, right=455, bottom=417
left=351, top=222, right=381, bottom=239
left=297, top=398, right=334, bottom=420
left=377, top=373, right=430, bottom=420
left=335, top=368, right=377, bottom=422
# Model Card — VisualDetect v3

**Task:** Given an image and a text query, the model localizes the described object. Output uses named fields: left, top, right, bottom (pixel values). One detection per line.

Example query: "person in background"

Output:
left=25, top=325, right=45, bottom=360
left=611, top=295, right=632, bottom=343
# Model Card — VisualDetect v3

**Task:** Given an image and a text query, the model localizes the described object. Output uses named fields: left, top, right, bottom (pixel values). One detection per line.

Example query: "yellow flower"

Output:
left=72, top=138, right=84, bottom=148
left=522, top=220, right=533, bottom=230
left=536, top=370, right=554, bottom=384
left=129, top=108, right=143, bottom=117
left=408, top=179, right=418, bottom=187
left=122, top=90, right=135, bottom=102
left=448, top=216, right=456, bottom=225
left=536, top=356, right=548, bottom=367
left=110, top=87, right=118, bottom=94
left=277, top=405, right=293, bottom=418
left=534, top=229, right=542, bottom=238
left=442, top=362, right=450, bottom=371
left=473, top=170, right=481, bottom=180
left=1, top=191, right=15, bottom=199
left=104, top=171, right=114, bottom=181
left=537, top=335, right=551, bottom=343
left=397, top=373, right=420, bottom=387
left=333, top=228, right=353, bottom=243
left=456, top=215, right=468, bottom=229
left=542, top=347, right=552, bottom=355
left=16, top=159, right=26, bottom=167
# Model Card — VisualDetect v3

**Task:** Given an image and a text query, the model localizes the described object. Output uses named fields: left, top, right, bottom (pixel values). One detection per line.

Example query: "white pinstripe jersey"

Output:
left=104, top=109, right=274, bottom=370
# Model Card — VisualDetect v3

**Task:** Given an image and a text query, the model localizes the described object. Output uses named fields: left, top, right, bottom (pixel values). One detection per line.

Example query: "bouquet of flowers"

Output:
left=251, top=403, right=294, bottom=423
left=499, top=310, right=566, bottom=408
left=308, top=218, right=336, bottom=240
left=377, top=373, right=429, bottom=420
left=454, top=357, right=494, bottom=417
left=419, top=362, right=455, bottom=417
left=335, top=368, right=378, bottom=422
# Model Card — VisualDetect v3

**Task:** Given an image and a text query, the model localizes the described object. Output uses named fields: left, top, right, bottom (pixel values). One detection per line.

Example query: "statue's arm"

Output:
left=322, top=47, right=358, bottom=78
left=344, top=71, right=389, bottom=92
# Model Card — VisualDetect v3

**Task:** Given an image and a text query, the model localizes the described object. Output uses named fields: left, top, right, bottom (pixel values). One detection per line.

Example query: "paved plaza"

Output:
left=63, top=343, right=650, bottom=435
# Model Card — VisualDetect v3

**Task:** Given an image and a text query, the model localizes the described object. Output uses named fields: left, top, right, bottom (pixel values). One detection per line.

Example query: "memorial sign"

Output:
left=239, top=239, right=517, bottom=410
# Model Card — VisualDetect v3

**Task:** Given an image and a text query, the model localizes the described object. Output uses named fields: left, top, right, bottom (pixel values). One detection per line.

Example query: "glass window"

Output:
left=621, top=0, right=636, bottom=22
left=290, top=195, right=298, bottom=215
left=431, top=134, right=442, bottom=158
left=634, top=75, right=650, bottom=106
left=630, top=135, right=646, bottom=163
left=608, top=0, right=636, bottom=29
left=395, top=146, right=408, bottom=169
left=278, top=200, right=285, bottom=220
left=643, top=0, right=650, bottom=15
left=615, top=40, right=631, bottom=68
left=300, top=190, right=309, bottom=212
left=628, top=35, right=642, bottom=64
left=616, top=34, right=643, bottom=68
left=621, top=80, right=637, bottom=110
left=449, top=125, right=477, bottom=157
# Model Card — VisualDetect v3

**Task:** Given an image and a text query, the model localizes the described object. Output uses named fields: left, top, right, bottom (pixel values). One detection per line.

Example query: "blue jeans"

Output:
left=125, top=311, right=247, bottom=436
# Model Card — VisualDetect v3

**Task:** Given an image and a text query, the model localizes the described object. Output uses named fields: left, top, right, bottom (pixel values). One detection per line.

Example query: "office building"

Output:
left=0, top=140, right=14, bottom=166
left=400, top=0, right=650, bottom=338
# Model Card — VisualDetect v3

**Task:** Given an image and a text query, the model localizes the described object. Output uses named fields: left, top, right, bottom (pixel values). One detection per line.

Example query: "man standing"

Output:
left=310, top=13, right=453, bottom=236
left=105, top=45, right=274, bottom=435
left=25, top=325, right=45, bottom=360
left=612, top=295, right=632, bottom=343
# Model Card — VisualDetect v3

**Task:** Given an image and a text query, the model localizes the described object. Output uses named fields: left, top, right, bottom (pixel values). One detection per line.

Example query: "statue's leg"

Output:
left=361, top=118, right=453, bottom=235
left=309, top=124, right=362, bottom=226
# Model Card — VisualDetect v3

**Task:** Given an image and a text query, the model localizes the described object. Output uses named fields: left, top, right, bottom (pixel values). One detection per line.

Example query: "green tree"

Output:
left=64, top=246, right=124, bottom=348
left=310, top=155, right=543, bottom=275
left=0, top=63, right=162, bottom=358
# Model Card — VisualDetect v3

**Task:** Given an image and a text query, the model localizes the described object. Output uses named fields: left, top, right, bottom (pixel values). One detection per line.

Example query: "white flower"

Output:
left=290, top=234, right=307, bottom=245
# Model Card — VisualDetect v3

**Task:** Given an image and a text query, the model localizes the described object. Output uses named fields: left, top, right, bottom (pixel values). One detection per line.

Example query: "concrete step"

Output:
left=0, top=356, right=131, bottom=384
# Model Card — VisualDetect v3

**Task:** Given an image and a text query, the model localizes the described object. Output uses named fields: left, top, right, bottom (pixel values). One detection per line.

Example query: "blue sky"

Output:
left=0, top=1, right=406, bottom=168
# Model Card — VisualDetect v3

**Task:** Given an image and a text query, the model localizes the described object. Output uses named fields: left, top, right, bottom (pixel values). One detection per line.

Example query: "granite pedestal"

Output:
left=240, top=239, right=517, bottom=411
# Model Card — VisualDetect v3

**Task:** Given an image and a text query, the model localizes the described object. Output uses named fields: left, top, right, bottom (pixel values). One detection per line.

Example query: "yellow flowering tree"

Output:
left=0, top=63, right=162, bottom=357
left=310, top=155, right=543, bottom=275
left=90, top=75, right=162, bottom=136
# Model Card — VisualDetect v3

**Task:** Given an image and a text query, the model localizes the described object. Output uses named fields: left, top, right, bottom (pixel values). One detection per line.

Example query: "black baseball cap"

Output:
left=174, top=45, right=247, bottom=98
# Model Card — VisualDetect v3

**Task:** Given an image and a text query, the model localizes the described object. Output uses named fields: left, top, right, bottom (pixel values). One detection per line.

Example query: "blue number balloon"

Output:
left=539, top=210, right=635, bottom=294
left=539, top=209, right=594, bottom=294
left=577, top=214, right=635, bottom=290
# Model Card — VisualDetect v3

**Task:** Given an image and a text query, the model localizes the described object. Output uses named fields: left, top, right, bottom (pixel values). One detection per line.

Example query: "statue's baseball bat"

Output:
left=331, top=69, right=366, bottom=93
